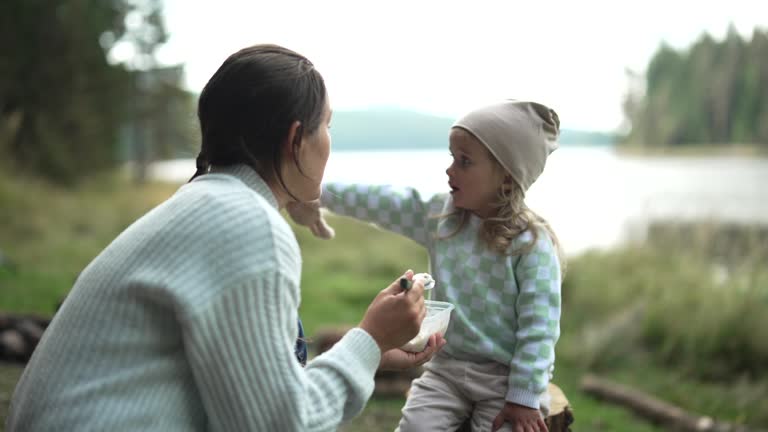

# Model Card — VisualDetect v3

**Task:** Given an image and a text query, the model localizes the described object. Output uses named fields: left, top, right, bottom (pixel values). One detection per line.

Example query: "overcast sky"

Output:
left=144, top=0, right=766, bottom=132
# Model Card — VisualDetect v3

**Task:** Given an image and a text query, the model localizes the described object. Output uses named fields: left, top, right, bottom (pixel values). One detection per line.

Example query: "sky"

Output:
left=144, top=0, right=766, bottom=132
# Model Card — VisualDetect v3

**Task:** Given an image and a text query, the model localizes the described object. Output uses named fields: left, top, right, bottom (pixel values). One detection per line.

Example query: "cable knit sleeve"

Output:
left=506, top=232, right=562, bottom=408
left=181, top=270, right=381, bottom=432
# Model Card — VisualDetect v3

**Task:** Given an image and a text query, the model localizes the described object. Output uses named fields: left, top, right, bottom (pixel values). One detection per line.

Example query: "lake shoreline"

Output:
left=615, top=143, right=768, bottom=158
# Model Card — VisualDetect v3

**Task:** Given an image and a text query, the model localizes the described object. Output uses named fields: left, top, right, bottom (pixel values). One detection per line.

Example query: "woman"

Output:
left=7, top=44, right=444, bottom=431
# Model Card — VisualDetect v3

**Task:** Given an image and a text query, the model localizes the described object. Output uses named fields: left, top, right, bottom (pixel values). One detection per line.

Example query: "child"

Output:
left=288, top=100, right=564, bottom=432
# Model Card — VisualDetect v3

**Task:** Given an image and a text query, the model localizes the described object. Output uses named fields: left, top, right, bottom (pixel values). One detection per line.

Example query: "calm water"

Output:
left=150, top=146, right=768, bottom=255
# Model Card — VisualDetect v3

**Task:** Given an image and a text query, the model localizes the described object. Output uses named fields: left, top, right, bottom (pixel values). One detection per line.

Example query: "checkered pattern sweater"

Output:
left=7, top=165, right=381, bottom=432
left=321, top=183, right=561, bottom=408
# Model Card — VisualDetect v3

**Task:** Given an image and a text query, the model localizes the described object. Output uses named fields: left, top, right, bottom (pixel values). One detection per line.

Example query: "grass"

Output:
left=0, top=171, right=179, bottom=314
left=559, top=223, right=768, bottom=427
left=1, top=171, right=766, bottom=430
left=0, top=363, right=23, bottom=431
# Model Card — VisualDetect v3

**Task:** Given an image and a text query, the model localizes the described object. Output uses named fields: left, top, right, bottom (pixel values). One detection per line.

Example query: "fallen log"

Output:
left=0, top=313, right=50, bottom=363
left=581, top=373, right=766, bottom=432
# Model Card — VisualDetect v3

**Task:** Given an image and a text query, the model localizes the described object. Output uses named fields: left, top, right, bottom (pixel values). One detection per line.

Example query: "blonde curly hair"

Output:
left=437, top=161, right=567, bottom=279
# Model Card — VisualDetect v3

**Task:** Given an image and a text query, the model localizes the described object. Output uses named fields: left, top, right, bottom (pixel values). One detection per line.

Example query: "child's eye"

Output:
left=461, top=156, right=471, bottom=167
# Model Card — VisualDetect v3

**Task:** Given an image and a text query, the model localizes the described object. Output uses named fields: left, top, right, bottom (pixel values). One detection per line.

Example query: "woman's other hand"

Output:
left=286, top=200, right=335, bottom=239
left=358, top=270, right=426, bottom=353
left=379, top=333, right=447, bottom=370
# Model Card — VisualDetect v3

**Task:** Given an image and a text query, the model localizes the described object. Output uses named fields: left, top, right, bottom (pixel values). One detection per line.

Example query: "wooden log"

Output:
left=546, top=383, right=575, bottom=432
left=0, top=329, right=27, bottom=361
left=581, top=374, right=766, bottom=432
left=455, top=383, right=573, bottom=432
left=0, top=313, right=52, bottom=362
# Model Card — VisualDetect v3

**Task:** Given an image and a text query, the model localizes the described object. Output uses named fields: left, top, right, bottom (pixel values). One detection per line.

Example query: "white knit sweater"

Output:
left=7, top=164, right=381, bottom=431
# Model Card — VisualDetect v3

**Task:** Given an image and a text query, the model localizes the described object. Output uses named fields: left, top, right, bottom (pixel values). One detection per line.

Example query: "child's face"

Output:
left=446, top=128, right=506, bottom=218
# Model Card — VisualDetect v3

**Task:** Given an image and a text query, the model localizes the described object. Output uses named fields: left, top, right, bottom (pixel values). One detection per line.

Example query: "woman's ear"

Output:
left=284, top=120, right=304, bottom=157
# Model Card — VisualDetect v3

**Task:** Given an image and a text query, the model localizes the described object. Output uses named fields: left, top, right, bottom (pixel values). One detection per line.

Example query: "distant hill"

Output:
left=330, top=108, right=616, bottom=151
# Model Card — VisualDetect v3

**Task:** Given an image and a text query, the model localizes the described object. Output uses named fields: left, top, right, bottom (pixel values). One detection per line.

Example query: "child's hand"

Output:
left=285, top=200, right=335, bottom=239
left=491, top=402, right=547, bottom=432
left=379, top=333, right=447, bottom=370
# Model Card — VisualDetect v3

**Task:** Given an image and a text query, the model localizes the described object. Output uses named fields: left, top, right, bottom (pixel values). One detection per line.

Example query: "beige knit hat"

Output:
left=452, top=100, right=560, bottom=192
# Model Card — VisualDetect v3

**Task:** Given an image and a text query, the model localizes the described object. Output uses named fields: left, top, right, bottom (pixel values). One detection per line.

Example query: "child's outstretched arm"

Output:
left=505, top=231, right=562, bottom=420
left=315, top=182, right=437, bottom=247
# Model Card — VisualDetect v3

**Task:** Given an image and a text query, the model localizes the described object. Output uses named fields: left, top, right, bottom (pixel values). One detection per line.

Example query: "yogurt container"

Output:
left=400, top=299, right=454, bottom=352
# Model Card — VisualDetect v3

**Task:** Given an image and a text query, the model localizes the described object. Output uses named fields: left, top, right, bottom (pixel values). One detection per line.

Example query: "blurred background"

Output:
left=1, top=0, right=766, bottom=430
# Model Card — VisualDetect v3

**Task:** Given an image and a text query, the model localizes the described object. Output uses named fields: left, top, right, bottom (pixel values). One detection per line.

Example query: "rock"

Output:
left=16, top=319, right=44, bottom=346
left=0, top=329, right=28, bottom=361
left=0, top=314, right=52, bottom=362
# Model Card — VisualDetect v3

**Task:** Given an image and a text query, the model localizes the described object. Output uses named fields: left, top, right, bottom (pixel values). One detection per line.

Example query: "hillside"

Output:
left=331, top=108, right=616, bottom=151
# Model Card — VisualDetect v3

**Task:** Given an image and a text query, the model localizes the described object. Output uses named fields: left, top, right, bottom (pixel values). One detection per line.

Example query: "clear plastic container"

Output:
left=400, top=300, right=455, bottom=352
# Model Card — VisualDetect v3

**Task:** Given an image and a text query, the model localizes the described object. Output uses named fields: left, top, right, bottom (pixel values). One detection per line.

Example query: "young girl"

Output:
left=289, top=100, right=565, bottom=432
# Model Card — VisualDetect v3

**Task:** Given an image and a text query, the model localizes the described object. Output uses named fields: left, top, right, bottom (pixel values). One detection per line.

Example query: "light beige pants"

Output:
left=396, top=352, right=549, bottom=432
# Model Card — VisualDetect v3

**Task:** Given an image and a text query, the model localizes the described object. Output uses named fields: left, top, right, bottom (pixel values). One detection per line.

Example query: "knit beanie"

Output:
left=452, top=100, right=560, bottom=192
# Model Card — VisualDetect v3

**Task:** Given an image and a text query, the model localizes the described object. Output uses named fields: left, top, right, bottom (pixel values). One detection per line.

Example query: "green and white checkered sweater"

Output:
left=7, top=165, right=381, bottom=432
left=321, top=183, right=561, bottom=409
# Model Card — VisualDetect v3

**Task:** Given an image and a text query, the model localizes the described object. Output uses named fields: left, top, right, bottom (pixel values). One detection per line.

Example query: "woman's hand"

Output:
left=379, top=333, right=447, bottom=370
left=358, top=270, right=426, bottom=353
left=492, top=402, right=548, bottom=432
left=285, top=200, right=335, bottom=239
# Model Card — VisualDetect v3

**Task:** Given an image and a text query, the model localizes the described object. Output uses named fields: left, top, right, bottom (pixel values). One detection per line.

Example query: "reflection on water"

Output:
left=150, top=146, right=768, bottom=255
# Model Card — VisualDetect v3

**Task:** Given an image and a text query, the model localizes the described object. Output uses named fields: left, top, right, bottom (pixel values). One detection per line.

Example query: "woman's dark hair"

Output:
left=189, top=44, right=327, bottom=195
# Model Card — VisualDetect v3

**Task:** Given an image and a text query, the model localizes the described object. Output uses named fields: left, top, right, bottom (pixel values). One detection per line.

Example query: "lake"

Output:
left=150, top=146, right=768, bottom=255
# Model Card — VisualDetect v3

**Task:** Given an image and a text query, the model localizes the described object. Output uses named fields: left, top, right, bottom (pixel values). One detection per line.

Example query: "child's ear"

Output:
left=501, top=175, right=514, bottom=192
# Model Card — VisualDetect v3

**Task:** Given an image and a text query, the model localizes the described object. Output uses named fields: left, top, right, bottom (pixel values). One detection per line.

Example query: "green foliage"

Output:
left=623, top=26, right=768, bottom=148
left=561, top=223, right=768, bottom=426
left=0, top=0, right=193, bottom=184
left=0, top=170, right=180, bottom=313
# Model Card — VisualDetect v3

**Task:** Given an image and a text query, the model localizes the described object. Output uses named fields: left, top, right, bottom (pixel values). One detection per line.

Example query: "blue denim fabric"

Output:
left=295, top=317, right=308, bottom=366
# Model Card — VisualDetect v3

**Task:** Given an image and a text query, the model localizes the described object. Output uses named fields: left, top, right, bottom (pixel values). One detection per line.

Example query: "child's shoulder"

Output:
left=512, top=226, right=556, bottom=253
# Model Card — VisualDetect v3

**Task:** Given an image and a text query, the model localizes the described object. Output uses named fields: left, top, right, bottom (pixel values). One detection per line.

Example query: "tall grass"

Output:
left=0, top=171, right=179, bottom=313
left=560, top=222, right=768, bottom=425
